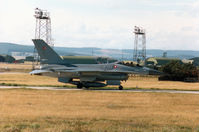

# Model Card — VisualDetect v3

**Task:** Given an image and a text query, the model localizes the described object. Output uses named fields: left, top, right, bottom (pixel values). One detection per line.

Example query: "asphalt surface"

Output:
left=0, top=86, right=199, bottom=94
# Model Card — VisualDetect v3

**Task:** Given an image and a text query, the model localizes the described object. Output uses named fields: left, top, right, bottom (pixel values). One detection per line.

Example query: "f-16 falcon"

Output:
left=30, top=39, right=160, bottom=90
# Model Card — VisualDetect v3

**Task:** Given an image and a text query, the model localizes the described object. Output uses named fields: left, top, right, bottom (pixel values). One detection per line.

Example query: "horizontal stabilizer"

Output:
left=30, top=70, right=52, bottom=75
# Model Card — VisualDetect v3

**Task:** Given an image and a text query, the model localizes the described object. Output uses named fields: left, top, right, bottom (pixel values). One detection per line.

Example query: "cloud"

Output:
left=192, top=1, right=199, bottom=7
left=0, top=0, right=35, bottom=43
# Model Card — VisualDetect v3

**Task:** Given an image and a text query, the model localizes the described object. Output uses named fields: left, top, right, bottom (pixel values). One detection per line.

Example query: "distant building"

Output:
left=146, top=57, right=181, bottom=67
left=11, top=52, right=34, bottom=60
left=119, top=61, right=138, bottom=66
left=181, top=59, right=193, bottom=64
left=162, top=52, right=167, bottom=58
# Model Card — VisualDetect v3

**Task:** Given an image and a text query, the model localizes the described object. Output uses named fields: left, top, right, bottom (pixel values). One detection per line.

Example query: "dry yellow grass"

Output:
left=122, top=76, right=199, bottom=90
left=0, top=63, right=32, bottom=73
left=0, top=73, right=65, bottom=86
left=1, top=73, right=199, bottom=91
left=0, top=89, right=199, bottom=131
left=0, top=63, right=32, bottom=69
left=0, top=63, right=199, bottom=90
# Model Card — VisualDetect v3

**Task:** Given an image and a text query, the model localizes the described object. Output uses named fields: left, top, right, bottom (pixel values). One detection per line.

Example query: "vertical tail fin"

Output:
left=32, top=39, right=63, bottom=64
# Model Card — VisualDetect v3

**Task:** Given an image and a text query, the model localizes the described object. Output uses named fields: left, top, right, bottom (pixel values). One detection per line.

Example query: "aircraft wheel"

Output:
left=77, top=83, right=83, bottom=89
left=119, top=85, right=123, bottom=90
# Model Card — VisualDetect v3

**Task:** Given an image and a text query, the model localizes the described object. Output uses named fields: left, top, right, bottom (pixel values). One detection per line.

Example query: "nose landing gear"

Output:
left=119, top=85, right=123, bottom=90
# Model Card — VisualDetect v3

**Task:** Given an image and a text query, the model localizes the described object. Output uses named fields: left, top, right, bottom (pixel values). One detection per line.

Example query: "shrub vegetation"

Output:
left=159, top=61, right=199, bottom=81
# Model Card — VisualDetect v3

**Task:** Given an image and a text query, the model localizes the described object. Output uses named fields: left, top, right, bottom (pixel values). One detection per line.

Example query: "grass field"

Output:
left=0, top=89, right=199, bottom=132
left=0, top=63, right=199, bottom=90
left=0, top=73, right=199, bottom=91
left=0, top=73, right=65, bottom=86
left=123, top=76, right=199, bottom=91
left=1, top=63, right=199, bottom=90
left=0, top=63, right=199, bottom=131
left=0, top=63, right=32, bottom=69
left=0, top=63, right=32, bottom=72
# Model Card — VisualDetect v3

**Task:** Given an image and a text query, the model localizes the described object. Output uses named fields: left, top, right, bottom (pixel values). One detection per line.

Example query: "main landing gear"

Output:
left=119, top=85, right=123, bottom=90
left=76, top=83, right=90, bottom=89
left=77, top=83, right=83, bottom=89
left=76, top=82, right=123, bottom=90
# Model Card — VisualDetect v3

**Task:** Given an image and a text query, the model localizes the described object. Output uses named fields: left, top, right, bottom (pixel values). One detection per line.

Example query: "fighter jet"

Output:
left=30, top=39, right=160, bottom=90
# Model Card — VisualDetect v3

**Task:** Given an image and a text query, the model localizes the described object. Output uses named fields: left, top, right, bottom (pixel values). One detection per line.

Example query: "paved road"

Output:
left=1, top=86, right=199, bottom=94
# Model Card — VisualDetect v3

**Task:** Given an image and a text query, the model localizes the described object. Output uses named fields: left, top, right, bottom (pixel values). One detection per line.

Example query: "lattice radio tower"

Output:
left=32, top=8, right=53, bottom=69
left=133, top=26, right=146, bottom=63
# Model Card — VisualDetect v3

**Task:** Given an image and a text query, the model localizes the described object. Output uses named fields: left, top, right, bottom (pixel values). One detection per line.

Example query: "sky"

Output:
left=0, top=0, right=199, bottom=50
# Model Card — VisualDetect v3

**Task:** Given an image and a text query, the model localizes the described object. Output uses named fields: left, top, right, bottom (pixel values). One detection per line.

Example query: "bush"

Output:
left=159, top=61, right=199, bottom=81
left=4, top=55, right=15, bottom=63
left=25, top=56, right=34, bottom=62
left=0, top=55, right=5, bottom=62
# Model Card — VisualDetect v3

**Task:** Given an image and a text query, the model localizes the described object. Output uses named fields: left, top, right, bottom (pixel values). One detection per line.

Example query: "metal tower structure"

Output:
left=34, top=8, right=53, bottom=47
left=32, top=8, right=53, bottom=69
left=133, top=26, right=146, bottom=63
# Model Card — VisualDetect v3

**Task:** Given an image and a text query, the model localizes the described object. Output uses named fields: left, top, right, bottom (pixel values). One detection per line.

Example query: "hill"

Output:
left=0, top=42, right=81, bottom=56
left=0, top=43, right=33, bottom=55
left=0, top=42, right=199, bottom=60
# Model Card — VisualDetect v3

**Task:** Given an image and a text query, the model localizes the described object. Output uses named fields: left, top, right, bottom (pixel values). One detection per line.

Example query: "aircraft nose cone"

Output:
left=148, top=69, right=163, bottom=75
